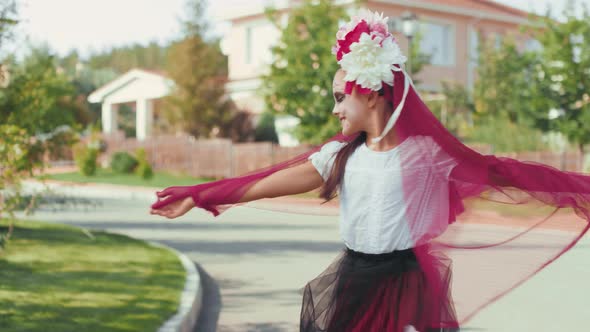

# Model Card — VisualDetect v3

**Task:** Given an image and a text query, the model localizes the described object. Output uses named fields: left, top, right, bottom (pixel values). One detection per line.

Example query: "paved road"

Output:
left=20, top=198, right=590, bottom=331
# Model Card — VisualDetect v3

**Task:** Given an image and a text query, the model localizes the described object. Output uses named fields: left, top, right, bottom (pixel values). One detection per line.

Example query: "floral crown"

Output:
left=332, top=9, right=412, bottom=144
left=332, top=9, right=407, bottom=94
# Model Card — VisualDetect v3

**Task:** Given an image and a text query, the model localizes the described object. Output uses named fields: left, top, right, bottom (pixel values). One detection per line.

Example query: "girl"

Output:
left=151, top=9, right=590, bottom=332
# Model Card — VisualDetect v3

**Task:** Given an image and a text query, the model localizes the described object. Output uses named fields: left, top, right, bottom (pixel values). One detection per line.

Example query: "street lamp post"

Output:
left=401, top=11, right=418, bottom=77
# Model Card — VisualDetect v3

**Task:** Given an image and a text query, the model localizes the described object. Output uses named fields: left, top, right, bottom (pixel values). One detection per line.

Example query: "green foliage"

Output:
left=262, top=0, right=347, bottom=144
left=0, top=125, right=28, bottom=229
left=0, top=43, right=82, bottom=244
left=473, top=35, right=542, bottom=127
left=525, top=3, right=590, bottom=153
left=464, top=4, right=590, bottom=153
left=447, top=33, right=550, bottom=152
left=85, top=41, right=169, bottom=73
left=0, top=125, right=28, bottom=187
left=110, top=151, right=138, bottom=174
left=134, top=148, right=153, bottom=180
left=407, top=28, right=432, bottom=84
left=163, top=0, right=233, bottom=138
left=45, top=169, right=212, bottom=188
left=425, top=82, right=475, bottom=138
left=0, top=47, right=79, bottom=135
left=0, top=0, right=17, bottom=54
left=464, top=115, right=547, bottom=153
left=255, top=111, right=279, bottom=143
left=74, top=144, right=98, bottom=176
left=117, top=103, right=137, bottom=138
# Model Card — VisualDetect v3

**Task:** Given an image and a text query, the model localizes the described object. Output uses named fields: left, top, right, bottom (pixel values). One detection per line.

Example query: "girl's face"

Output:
left=332, top=70, right=369, bottom=136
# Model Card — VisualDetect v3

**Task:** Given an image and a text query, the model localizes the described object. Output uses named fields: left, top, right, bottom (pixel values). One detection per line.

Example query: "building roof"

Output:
left=218, top=0, right=530, bottom=23
left=422, top=0, right=529, bottom=18
left=88, top=68, right=173, bottom=104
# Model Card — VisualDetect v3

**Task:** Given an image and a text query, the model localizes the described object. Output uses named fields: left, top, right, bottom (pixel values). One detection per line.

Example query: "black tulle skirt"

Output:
left=300, top=245, right=460, bottom=332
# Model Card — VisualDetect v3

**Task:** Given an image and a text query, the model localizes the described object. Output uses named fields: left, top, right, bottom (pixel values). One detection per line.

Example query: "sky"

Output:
left=9, top=0, right=590, bottom=59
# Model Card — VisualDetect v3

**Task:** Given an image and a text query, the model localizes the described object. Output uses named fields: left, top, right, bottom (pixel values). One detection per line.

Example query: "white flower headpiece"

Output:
left=332, top=9, right=413, bottom=144
left=333, top=9, right=407, bottom=92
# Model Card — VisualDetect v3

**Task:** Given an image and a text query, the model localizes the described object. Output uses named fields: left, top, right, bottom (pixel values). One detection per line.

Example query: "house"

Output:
left=88, top=69, right=174, bottom=141
left=216, top=0, right=537, bottom=145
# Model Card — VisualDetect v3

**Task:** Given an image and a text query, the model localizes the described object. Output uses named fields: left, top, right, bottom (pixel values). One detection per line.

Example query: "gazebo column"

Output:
left=101, top=102, right=117, bottom=134
left=136, top=98, right=153, bottom=141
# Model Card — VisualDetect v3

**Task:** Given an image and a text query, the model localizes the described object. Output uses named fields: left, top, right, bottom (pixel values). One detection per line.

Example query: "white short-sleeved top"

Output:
left=308, top=135, right=457, bottom=254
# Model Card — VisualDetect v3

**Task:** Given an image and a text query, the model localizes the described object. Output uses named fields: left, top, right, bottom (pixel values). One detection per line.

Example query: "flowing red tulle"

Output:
left=151, top=68, right=590, bottom=326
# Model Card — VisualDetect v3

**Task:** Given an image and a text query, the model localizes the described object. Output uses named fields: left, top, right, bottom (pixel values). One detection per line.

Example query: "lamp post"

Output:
left=401, top=11, right=418, bottom=77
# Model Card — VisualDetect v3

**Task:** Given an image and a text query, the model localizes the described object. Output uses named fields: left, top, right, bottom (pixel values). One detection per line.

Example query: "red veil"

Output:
left=151, top=67, right=590, bottom=324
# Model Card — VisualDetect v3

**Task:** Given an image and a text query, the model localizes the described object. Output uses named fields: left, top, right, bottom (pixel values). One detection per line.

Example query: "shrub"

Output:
left=134, top=148, right=153, bottom=180
left=110, top=151, right=138, bottom=174
left=73, top=144, right=98, bottom=176
left=254, top=111, right=279, bottom=143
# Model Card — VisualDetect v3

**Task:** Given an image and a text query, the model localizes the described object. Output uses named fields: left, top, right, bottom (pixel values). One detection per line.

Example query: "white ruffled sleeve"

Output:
left=308, top=141, right=347, bottom=181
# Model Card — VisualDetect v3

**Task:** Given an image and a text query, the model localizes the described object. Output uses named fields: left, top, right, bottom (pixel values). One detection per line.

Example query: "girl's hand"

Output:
left=150, top=195, right=195, bottom=219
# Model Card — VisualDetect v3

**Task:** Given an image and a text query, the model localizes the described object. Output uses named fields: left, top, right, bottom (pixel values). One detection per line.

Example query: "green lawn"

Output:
left=0, top=219, right=186, bottom=332
left=40, top=168, right=213, bottom=188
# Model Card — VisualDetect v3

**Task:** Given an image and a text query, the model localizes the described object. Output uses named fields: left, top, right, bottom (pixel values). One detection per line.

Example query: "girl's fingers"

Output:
left=156, top=188, right=173, bottom=198
left=152, top=196, right=176, bottom=209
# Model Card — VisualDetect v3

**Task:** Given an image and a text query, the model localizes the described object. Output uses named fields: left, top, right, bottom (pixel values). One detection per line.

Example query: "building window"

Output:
left=245, top=26, right=252, bottom=64
left=418, top=21, right=454, bottom=66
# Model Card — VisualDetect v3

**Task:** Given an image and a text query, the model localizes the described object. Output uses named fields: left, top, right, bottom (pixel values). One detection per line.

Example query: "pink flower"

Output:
left=336, top=20, right=370, bottom=61
left=370, top=22, right=388, bottom=36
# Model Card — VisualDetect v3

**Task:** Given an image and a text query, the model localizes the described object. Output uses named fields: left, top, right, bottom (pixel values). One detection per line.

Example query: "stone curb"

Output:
left=150, top=241, right=203, bottom=332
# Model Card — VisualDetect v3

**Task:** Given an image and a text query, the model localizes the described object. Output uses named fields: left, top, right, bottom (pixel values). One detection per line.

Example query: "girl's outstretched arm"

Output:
left=237, top=160, right=323, bottom=202
left=150, top=161, right=323, bottom=219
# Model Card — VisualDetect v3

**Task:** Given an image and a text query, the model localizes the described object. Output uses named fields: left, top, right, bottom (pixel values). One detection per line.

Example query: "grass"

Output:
left=0, top=219, right=186, bottom=332
left=40, top=168, right=213, bottom=188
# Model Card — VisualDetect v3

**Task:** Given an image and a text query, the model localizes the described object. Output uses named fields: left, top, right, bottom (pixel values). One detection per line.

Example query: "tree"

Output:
left=527, top=2, right=590, bottom=155
left=457, top=33, right=548, bottom=152
left=262, top=0, right=347, bottom=144
left=473, top=35, right=541, bottom=126
left=0, top=9, right=79, bottom=247
left=85, top=41, right=169, bottom=74
left=407, top=28, right=431, bottom=84
left=0, top=47, right=80, bottom=135
left=263, top=1, right=431, bottom=144
left=163, top=0, right=234, bottom=138
left=0, top=46, right=79, bottom=246
left=0, top=0, right=16, bottom=52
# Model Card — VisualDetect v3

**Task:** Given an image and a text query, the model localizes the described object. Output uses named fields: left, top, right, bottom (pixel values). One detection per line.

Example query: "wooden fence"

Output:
left=101, top=133, right=312, bottom=178
left=94, top=133, right=585, bottom=178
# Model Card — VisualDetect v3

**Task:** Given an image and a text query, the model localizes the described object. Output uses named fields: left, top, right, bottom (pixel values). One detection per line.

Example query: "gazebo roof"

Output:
left=88, top=68, right=174, bottom=104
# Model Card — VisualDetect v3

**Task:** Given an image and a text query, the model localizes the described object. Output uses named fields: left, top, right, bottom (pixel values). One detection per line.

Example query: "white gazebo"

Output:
left=88, top=69, right=174, bottom=141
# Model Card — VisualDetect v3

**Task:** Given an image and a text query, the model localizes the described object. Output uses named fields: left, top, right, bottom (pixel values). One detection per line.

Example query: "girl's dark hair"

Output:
left=319, top=131, right=366, bottom=202
left=319, top=86, right=391, bottom=202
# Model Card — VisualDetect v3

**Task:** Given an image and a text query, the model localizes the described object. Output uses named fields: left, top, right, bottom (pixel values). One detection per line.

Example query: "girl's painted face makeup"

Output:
left=332, top=70, right=367, bottom=136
